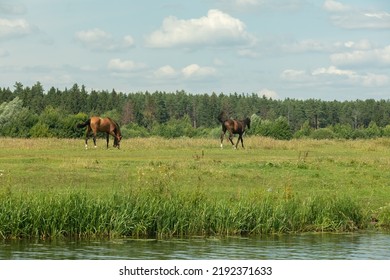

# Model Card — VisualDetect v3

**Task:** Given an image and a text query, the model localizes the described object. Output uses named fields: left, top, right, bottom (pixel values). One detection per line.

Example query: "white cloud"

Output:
left=107, top=58, right=146, bottom=72
left=314, top=66, right=389, bottom=87
left=341, top=39, right=372, bottom=50
left=312, top=65, right=355, bottom=77
left=282, top=66, right=389, bottom=87
left=281, top=69, right=307, bottom=81
left=181, top=64, right=216, bottom=79
left=145, top=9, right=255, bottom=48
left=323, top=0, right=350, bottom=12
left=153, top=64, right=216, bottom=80
left=75, top=28, right=135, bottom=51
left=258, top=88, right=279, bottom=99
left=0, top=18, right=32, bottom=39
left=330, top=45, right=390, bottom=66
left=154, top=65, right=177, bottom=79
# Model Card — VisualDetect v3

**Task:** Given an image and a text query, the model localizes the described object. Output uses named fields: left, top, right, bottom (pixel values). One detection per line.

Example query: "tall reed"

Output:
left=0, top=188, right=371, bottom=240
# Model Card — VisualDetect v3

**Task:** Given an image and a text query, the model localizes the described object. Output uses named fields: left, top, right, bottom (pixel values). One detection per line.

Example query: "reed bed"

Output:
left=0, top=188, right=369, bottom=240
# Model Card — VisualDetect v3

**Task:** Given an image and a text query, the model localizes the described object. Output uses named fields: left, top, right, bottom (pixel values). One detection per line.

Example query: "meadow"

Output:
left=0, top=136, right=389, bottom=239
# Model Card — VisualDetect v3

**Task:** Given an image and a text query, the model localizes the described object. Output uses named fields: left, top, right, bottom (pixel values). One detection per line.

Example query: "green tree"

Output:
left=0, top=97, right=37, bottom=137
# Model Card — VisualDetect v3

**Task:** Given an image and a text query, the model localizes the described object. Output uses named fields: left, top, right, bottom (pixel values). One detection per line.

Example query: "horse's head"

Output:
left=245, top=117, right=251, bottom=130
left=113, top=134, right=122, bottom=149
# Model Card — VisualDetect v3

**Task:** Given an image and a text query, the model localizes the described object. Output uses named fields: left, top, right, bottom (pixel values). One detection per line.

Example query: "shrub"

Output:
left=293, top=120, right=312, bottom=139
left=331, top=124, right=352, bottom=139
left=309, top=128, right=335, bottom=140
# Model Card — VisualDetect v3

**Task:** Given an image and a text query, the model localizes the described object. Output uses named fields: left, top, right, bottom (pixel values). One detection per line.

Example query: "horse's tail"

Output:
left=218, top=111, right=227, bottom=123
left=76, top=118, right=91, bottom=129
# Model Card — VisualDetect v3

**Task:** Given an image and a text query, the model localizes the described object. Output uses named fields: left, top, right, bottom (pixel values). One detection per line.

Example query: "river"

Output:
left=1, top=232, right=389, bottom=260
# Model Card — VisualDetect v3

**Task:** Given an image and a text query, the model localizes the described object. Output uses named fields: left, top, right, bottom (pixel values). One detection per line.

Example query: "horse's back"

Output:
left=89, top=116, right=101, bottom=126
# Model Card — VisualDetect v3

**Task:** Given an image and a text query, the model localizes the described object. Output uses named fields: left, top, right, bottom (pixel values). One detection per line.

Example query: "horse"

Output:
left=77, top=116, right=122, bottom=149
left=218, top=112, right=251, bottom=149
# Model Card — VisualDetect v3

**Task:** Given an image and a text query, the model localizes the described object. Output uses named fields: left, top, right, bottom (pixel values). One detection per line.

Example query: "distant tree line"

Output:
left=2, top=81, right=390, bottom=140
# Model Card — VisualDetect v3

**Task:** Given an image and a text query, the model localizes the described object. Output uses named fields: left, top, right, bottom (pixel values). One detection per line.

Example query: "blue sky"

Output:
left=1, top=0, right=389, bottom=100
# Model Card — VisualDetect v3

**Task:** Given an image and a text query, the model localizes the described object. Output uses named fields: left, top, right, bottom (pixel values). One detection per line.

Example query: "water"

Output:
left=1, top=232, right=390, bottom=260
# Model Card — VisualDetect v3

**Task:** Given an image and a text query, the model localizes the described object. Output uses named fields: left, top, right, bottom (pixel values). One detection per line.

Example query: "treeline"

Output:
left=2, top=81, right=390, bottom=140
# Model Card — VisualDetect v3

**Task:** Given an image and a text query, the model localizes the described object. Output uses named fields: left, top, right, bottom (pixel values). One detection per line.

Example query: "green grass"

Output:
left=0, top=136, right=389, bottom=239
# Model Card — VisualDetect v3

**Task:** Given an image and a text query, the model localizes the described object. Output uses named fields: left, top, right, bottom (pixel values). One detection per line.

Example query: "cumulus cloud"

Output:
left=154, top=65, right=177, bottom=79
left=281, top=69, right=307, bottom=81
left=107, top=58, right=146, bottom=72
left=153, top=64, right=216, bottom=80
left=75, top=28, right=134, bottom=51
left=323, top=0, right=350, bottom=12
left=145, top=9, right=255, bottom=48
left=313, top=66, right=389, bottom=86
left=182, top=64, right=216, bottom=79
left=258, top=88, right=279, bottom=99
left=282, top=66, right=389, bottom=87
left=330, top=45, right=390, bottom=66
left=0, top=18, right=32, bottom=39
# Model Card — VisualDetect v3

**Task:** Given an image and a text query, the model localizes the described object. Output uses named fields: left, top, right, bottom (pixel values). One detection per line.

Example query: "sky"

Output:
left=0, top=0, right=389, bottom=101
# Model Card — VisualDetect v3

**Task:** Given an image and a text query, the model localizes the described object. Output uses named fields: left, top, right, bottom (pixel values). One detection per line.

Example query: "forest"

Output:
left=1, top=81, right=390, bottom=140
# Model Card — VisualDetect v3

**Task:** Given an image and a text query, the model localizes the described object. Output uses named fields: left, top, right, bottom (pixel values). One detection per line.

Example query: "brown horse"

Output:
left=218, top=112, right=251, bottom=149
left=77, top=116, right=122, bottom=149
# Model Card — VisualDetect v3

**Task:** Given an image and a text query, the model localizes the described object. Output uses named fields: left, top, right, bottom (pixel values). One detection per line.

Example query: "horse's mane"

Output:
left=107, top=117, right=121, bottom=134
left=218, top=111, right=228, bottom=123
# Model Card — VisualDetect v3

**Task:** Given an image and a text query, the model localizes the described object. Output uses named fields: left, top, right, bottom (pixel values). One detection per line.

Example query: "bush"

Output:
left=332, top=124, right=354, bottom=139
left=30, top=122, right=53, bottom=138
left=293, top=121, right=312, bottom=139
left=351, top=129, right=368, bottom=139
left=121, top=123, right=150, bottom=138
left=309, top=128, right=335, bottom=140
left=366, top=121, right=382, bottom=138
left=250, top=115, right=292, bottom=140
left=382, top=125, right=390, bottom=137
left=271, top=117, right=293, bottom=140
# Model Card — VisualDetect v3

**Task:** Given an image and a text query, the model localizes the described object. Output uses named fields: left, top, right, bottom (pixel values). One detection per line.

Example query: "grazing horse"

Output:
left=218, top=112, right=251, bottom=149
left=77, top=116, right=122, bottom=149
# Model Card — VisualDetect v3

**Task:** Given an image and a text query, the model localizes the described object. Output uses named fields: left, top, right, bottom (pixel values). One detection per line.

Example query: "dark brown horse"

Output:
left=77, top=116, right=122, bottom=149
left=218, top=112, right=251, bottom=149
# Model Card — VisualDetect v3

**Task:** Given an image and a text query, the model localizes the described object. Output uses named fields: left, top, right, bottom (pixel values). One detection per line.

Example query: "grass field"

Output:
left=0, top=136, right=389, bottom=239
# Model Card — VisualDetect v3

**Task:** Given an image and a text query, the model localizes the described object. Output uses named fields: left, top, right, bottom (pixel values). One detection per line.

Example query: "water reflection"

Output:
left=1, top=233, right=389, bottom=260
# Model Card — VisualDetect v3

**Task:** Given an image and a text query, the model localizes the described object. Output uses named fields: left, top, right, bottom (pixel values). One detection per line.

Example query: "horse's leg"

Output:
left=220, top=131, right=225, bottom=149
left=237, top=133, right=244, bottom=149
left=108, top=131, right=120, bottom=149
left=235, top=134, right=241, bottom=149
left=92, top=131, right=97, bottom=148
left=85, top=127, right=90, bottom=149
left=106, top=133, right=109, bottom=149
left=220, top=126, right=227, bottom=148
left=228, top=131, right=235, bottom=149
